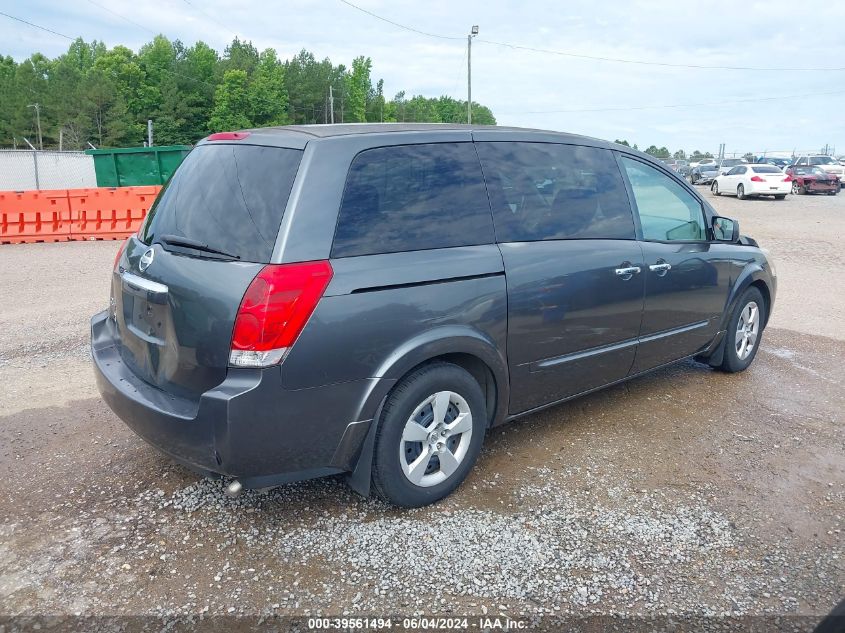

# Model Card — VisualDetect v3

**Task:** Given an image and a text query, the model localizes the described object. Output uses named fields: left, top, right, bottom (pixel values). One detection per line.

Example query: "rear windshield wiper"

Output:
left=156, top=234, right=241, bottom=260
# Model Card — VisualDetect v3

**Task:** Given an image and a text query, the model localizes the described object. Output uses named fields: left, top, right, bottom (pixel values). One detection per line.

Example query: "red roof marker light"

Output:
left=208, top=131, right=251, bottom=141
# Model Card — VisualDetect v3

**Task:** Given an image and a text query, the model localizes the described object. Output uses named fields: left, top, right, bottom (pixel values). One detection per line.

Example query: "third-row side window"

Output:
left=332, top=143, right=495, bottom=258
left=475, top=142, right=636, bottom=242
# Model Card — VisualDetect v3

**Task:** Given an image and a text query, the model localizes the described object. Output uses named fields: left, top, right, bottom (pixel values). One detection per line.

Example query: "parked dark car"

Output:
left=785, top=165, right=841, bottom=195
left=92, top=124, right=777, bottom=507
left=689, top=163, right=720, bottom=185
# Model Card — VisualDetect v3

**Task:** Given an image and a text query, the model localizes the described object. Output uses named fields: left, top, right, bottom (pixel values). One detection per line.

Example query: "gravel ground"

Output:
left=0, top=189, right=843, bottom=630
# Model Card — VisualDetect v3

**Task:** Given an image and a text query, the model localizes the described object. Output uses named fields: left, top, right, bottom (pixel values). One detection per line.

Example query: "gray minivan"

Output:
left=92, top=124, right=776, bottom=507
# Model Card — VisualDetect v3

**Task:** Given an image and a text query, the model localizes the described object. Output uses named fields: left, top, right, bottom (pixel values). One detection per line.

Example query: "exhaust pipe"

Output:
left=225, top=480, right=243, bottom=498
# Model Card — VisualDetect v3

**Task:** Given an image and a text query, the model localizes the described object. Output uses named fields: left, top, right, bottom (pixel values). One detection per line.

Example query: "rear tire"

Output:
left=718, top=287, right=766, bottom=373
left=371, top=362, right=486, bottom=507
left=711, top=182, right=720, bottom=196
left=792, top=181, right=804, bottom=195
left=737, top=184, right=746, bottom=200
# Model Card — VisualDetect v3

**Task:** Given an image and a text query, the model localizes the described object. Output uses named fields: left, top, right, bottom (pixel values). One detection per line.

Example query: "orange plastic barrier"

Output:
left=68, top=186, right=161, bottom=241
left=0, top=189, right=72, bottom=244
left=0, top=186, right=162, bottom=244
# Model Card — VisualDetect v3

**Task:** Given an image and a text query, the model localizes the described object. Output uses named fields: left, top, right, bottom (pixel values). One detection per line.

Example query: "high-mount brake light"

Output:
left=229, top=260, right=333, bottom=368
left=208, top=132, right=251, bottom=141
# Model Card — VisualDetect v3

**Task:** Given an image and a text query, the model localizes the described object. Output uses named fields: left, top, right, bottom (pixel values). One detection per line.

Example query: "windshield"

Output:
left=810, top=156, right=835, bottom=165
left=140, top=144, right=302, bottom=263
left=721, top=159, right=743, bottom=166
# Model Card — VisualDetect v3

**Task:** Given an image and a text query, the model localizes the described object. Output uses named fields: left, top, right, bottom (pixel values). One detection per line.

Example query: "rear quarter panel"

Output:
left=280, top=246, right=508, bottom=420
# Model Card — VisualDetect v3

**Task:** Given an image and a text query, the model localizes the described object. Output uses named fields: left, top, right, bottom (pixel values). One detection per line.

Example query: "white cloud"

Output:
left=5, top=0, right=845, bottom=153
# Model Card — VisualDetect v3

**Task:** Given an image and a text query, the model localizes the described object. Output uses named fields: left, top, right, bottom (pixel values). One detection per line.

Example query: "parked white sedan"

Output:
left=711, top=164, right=791, bottom=200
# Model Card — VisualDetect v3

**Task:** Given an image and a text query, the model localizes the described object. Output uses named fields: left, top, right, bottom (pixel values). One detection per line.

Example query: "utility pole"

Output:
left=59, top=128, right=63, bottom=152
left=467, top=26, right=478, bottom=124
left=27, top=103, right=42, bottom=150
left=329, top=85, right=335, bottom=124
left=147, top=119, right=153, bottom=147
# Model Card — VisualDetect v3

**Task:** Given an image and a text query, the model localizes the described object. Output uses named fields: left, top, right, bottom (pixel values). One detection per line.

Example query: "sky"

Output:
left=4, top=0, right=845, bottom=156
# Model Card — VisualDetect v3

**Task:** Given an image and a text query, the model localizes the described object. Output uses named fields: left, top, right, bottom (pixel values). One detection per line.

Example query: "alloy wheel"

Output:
left=399, top=391, right=474, bottom=487
left=735, top=301, right=760, bottom=361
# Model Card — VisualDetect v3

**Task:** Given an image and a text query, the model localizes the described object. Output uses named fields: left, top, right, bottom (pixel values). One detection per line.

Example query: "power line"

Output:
left=84, top=0, right=157, bottom=36
left=475, top=39, right=845, bottom=72
left=450, top=44, right=468, bottom=101
left=0, top=11, right=74, bottom=40
left=334, top=0, right=845, bottom=72
left=337, top=0, right=463, bottom=41
left=499, top=89, right=845, bottom=115
left=179, top=0, right=234, bottom=36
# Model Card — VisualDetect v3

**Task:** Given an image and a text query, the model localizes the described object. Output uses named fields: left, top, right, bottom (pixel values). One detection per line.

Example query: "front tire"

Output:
left=718, top=287, right=766, bottom=373
left=737, top=184, right=746, bottom=200
left=792, top=181, right=804, bottom=195
left=712, top=181, right=720, bottom=196
left=371, top=362, right=487, bottom=507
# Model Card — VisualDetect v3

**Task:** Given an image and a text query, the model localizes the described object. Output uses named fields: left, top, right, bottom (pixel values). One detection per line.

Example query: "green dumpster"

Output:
left=85, top=145, right=192, bottom=187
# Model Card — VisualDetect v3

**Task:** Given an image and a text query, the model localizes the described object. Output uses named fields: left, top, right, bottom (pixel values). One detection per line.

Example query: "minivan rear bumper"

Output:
left=91, top=311, right=385, bottom=487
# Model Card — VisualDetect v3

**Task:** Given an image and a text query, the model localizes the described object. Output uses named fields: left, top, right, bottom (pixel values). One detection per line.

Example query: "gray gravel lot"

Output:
left=0, top=189, right=843, bottom=628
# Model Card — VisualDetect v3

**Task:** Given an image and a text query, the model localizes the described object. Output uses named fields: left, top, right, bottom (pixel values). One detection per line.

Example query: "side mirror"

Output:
left=712, top=216, right=740, bottom=242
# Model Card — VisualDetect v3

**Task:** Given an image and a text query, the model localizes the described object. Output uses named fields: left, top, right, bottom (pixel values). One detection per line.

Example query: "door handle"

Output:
left=615, top=266, right=641, bottom=280
left=648, top=262, right=672, bottom=276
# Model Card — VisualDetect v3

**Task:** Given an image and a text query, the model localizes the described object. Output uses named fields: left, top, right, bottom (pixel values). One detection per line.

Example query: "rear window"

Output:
left=476, top=142, right=635, bottom=242
left=751, top=165, right=781, bottom=174
left=140, top=144, right=302, bottom=263
left=331, top=143, right=494, bottom=258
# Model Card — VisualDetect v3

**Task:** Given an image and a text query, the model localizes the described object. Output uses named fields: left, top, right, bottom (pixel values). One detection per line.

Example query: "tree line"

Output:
left=614, top=139, right=718, bottom=162
left=0, top=36, right=496, bottom=150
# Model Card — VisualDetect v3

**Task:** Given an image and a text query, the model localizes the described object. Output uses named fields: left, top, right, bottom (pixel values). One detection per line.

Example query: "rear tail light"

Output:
left=750, top=176, right=764, bottom=182
left=783, top=175, right=792, bottom=182
left=229, top=260, right=333, bottom=368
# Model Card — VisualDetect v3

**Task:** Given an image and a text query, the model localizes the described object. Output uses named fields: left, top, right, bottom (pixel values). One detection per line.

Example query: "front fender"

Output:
left=698, top=259, right=775, bottom=368
left=722, top=261, right=775, bottom=331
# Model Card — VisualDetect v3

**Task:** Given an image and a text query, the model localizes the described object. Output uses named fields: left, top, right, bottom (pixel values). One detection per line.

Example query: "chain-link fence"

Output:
left=0, top=150, right=97, bottom=190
